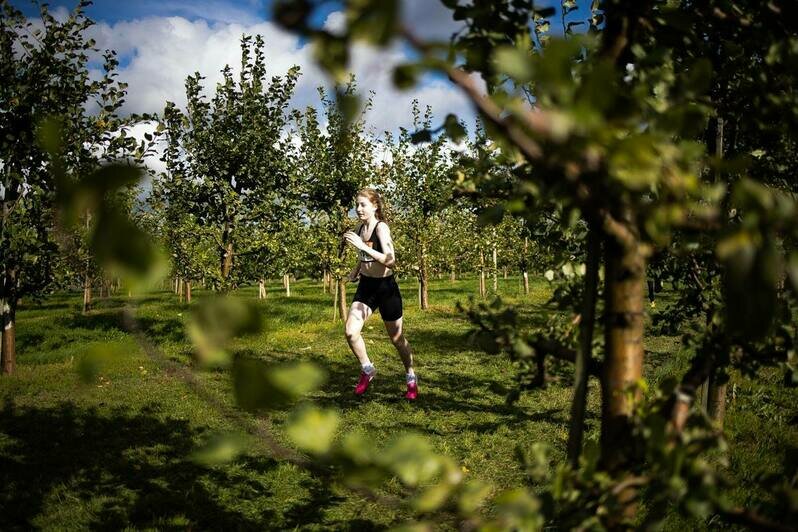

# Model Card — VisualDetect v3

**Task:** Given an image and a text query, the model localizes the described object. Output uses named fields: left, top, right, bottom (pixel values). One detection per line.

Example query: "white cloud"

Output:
left=83, top=9, right=477, bottom=138
left=401, top=0, right=465, bottom=42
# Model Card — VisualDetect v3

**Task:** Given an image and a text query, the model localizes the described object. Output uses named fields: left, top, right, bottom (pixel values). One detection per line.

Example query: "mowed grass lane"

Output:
left=0, top=276, right=795, bottom=529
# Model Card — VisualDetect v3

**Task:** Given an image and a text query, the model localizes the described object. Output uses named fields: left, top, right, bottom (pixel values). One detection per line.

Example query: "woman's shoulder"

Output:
left=376, top=221, right=392, bottom=234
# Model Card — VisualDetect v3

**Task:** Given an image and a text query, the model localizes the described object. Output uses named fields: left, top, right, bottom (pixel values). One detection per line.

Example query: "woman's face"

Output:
left=355, top=195, right=377, bottom=220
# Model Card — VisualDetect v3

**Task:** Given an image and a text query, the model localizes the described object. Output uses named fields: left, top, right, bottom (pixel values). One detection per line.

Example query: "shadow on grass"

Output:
left=0, top=401, right=317, bottom=530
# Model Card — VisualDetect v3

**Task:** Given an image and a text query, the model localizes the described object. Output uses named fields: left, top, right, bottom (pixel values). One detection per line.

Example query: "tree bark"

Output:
left=221, top=242, right=234, bottom=280
left=185, top=281, right=192, bottom=304
left=706, top=371, right=727, bottom=428
left=1, top=303, right=15, bottom=376
left=601, top=233, right=646, bottom=472
left=704, top=116, right=727, bottom=425
left=450, top=267, right=456, bottom=281
left=492, top=230, right=498, bottom=293
left=259, top=279, right=266, bottom=299
left=419, top=242, right=429, bottom=310
left=479, top=251, right=486, bottom=298
left=1, top=268, right=18, bottom=375
left=336, top=277, right=347, bottom=322
left=523, top=237, right=530, bottom=296
left=567, top=225, right=600, bottom=466
left=285, top=273, right=291, bottom=297
left=82, top=274, right=92, bottom=314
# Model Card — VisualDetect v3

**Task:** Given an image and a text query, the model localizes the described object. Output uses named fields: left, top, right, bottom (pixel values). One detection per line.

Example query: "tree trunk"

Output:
left=336, top=277, right=347, bottom=322
left=704, top=116, right=728, bottom=425
left=419, top=243, right=429, bottom=310
left=492, top=232, right=498, bottom=293
left=285, top=274, right=291, bottom=297
left=323, top=270, right=329, bottom=294
left=706, top=371, right=727, bottom=427
left=259, top=279, right=266, bottom=299
left=522, top=238, right=530, bottom=295
left=567, top=225, right=600, bottom=466
left=503, top=267, right=508, bottom=279
left=221, top=242, right=234, bottom=281
left=601, top=233, right=646, bottom=472
left=450, top=267, right=456, bottom=281
left=178, top=277, right=184, bottom=303
left=479, top=251, right=486, bottom=298
left=83, top=274, right=92, bottom=314
left=1, top=268, right=18, bottom=375
left=333, top=278, right=339, bottom=321
left=185, top=281, right=192, bottom=304
left=1, top=302, right=15, bottom=375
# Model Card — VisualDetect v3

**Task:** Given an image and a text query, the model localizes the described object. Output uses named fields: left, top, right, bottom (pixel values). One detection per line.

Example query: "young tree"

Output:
left=386, top=103, right=455, bottom=309
left=158, top=35, right=299, bottom=289
left=294, top=82, right=375, bottom=320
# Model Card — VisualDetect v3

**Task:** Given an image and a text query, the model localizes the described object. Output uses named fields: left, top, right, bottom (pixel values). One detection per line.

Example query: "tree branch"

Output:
left=400, top=27, right=547, bottom=162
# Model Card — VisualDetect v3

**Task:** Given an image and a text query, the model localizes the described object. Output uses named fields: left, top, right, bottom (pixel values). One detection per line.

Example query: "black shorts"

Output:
left=353, top=274, right=403, bottom=321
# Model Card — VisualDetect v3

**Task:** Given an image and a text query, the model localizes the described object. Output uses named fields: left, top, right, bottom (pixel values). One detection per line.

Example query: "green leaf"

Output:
left=410, top=129, right=433, bottom=144
left=478, top=204, right=504, bottom=226
left=272, top=0, right=312, bottom=30
left=443, top=114, right=466, bottom=143
left=458, top=480, right=492, bottom=514
left=233, top=359, right=326, bottom=412
left=413, top=482, right=454, bottom=513
left=336, top=89, right=362, bottom=128
left=379, top=434, right=442, bottom=487
left=76, top=342, right=125, bottom=383
left=493, top=46, right=533, bottom=83
left=191, top=433, right=250, bottom=466
left=286, top=406, right=340, bottom=455
left=349, top=0, right=399, bottom=46
left=393, top=64, right=420, bottom=90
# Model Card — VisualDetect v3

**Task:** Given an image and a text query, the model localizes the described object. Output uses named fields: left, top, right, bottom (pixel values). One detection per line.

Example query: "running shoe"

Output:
left=405, top=380, right=418, bottom=401
left=354, top=370, right=375, bottom=395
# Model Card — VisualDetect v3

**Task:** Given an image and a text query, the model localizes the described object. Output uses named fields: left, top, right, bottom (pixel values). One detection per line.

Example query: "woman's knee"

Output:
left=390, top=332, right=405, bottom=346
left=345, top=320, right=362, bottom=342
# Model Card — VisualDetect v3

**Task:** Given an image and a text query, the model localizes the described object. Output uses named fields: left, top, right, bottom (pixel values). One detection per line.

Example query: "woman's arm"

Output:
left=372, top=224, right=396, bottom=268
left=343, top=225, right=396, bottom=268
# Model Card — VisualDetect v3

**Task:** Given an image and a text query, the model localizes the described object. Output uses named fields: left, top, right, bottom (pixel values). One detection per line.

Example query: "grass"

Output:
left=1, top=275, right=796, bottom=530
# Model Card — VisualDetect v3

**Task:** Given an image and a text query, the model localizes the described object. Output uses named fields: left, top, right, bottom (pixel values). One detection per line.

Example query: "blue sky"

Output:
left=9, top=0, right=594, bottom=137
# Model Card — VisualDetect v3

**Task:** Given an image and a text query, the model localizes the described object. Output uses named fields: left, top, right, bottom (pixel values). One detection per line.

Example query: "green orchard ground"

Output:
left=1, top=276, right=795, bottom=530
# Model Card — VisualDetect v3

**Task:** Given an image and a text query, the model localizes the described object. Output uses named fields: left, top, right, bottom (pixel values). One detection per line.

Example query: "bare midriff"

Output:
left=361, top=260, right=392, bottom=278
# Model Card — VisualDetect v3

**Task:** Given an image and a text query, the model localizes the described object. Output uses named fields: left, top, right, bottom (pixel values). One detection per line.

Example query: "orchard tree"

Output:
left=158, top=35, right=299, bottom=289
left=386, top=102, right=456, bottom=309
left=1, top=1, right=145, bottom=373
left=294, top=81, right=376, bottom=320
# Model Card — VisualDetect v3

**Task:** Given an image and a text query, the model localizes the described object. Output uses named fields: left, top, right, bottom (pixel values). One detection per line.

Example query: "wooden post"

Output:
left=492, top=229, right=498, bottom=293
left=479, top=251, right=486, bottom=298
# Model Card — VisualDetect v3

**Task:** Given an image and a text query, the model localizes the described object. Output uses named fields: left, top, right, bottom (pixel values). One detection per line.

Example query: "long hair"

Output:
left=357, top=188, right=388, bottom=222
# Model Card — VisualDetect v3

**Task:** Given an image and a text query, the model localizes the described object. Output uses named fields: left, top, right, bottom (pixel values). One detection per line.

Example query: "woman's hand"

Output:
left=348, top=271, right=360, bottom=283
left=343, top=231, right=366, bottom=251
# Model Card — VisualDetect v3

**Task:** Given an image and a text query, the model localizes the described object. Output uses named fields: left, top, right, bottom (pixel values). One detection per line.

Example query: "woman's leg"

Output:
left=384, top=317, right=414, bottom=375
left=345, top=302, right=373, bottom=366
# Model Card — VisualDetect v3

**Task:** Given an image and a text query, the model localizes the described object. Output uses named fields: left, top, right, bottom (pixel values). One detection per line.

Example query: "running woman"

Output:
left=343, top=188, right=417, bottom=400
